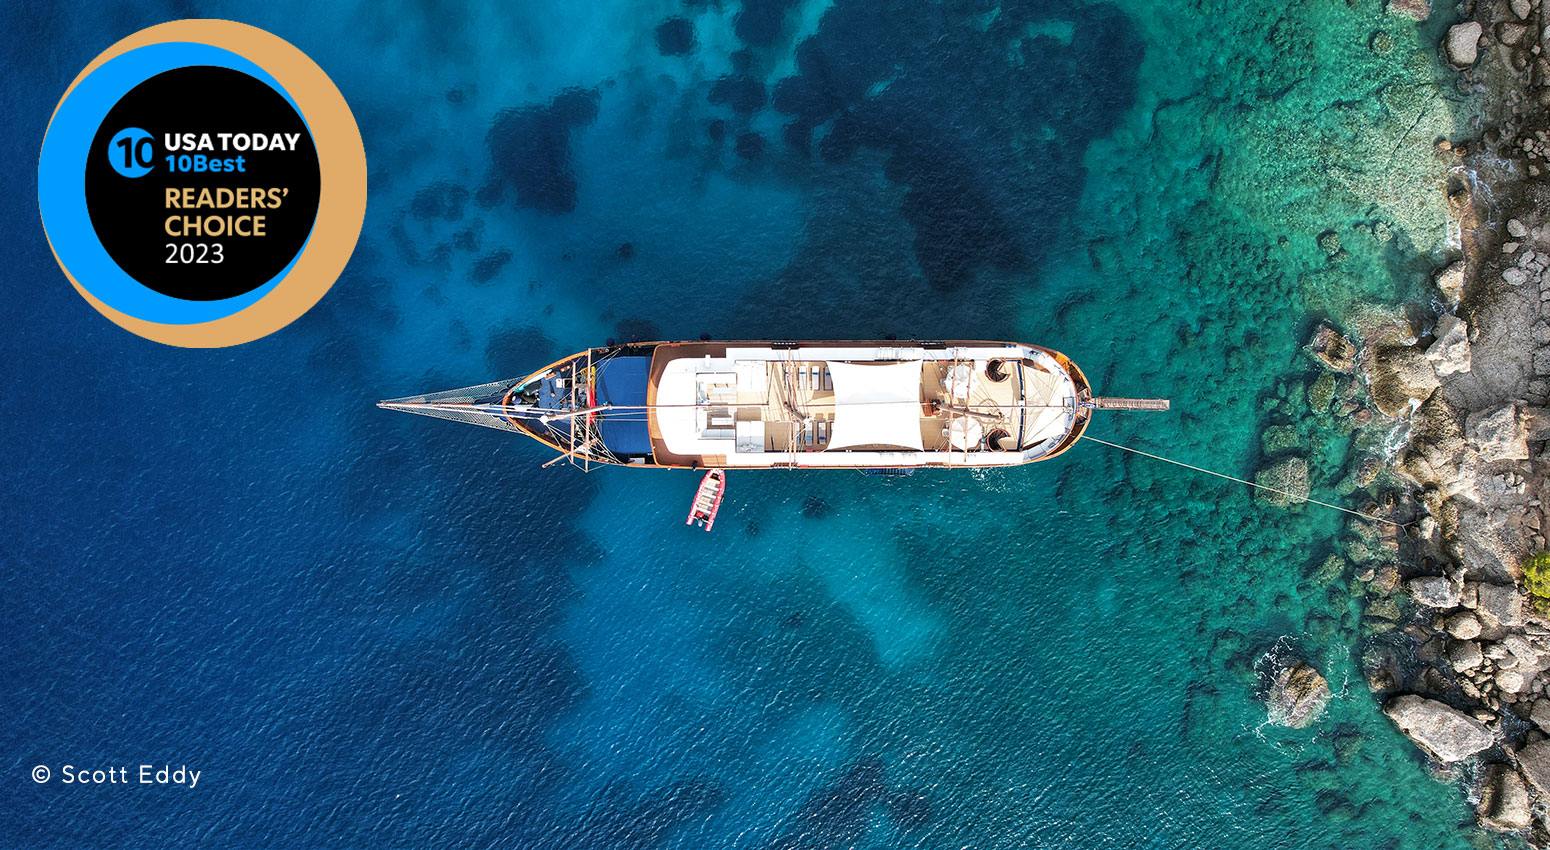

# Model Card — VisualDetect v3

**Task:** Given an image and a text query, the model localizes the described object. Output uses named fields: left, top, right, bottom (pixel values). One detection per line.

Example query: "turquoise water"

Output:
left=1, top=1, right=1501, bottom=847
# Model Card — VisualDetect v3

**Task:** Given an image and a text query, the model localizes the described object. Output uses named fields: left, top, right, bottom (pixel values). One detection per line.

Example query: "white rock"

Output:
left=1503, top=635, right=1542, bottom=669
left=1480, top=765, right=1533, bottom=830
left=1449, top=612, right=1484, bottom=640
left=1452, top=640, right=1486, bottom=671
left=1512, top=0, right=1532, bottom=19
left=1530, top=699, right=1550, bottom=732
left=1385, top=694, right=1496, bottom=761
left=1435, top=260, right=1466, bottom=304
left=1510, top=218, right=1530, bottom=238
left=1446, top=22, right=1483, bottom=67
left=1505, top=268, right=1530, bottom=287
left=1426, top=314, right=1472, bottom=376
left=1499, top=669, right=1528, bottom=693
left=1518, top=739, right=1550, bottom=795
left=1408, top=575, right=1463, bottom=608
left=1478, top=584, right=1526, bottom=628
left=1468, top=404, right=1530, bottom=461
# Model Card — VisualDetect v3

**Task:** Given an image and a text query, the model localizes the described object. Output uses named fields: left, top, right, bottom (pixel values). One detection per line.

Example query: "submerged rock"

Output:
left=1261, top=424, right=1301, bottom=455
left=1309, top=373, right=1339, bottom=412
left=1306, top=322, right=1358, bottom=372
left=1384, top=694, right=1495, bottom=761
left=655, top=17, right=695, bottom=56
left=734, top=132, right=765, bottom=160
left=1266, top=662, right=1332, bottom=728
left=1445, top=22, right=1482, bottom=68
left=1254, top=456, right=1310, bottom=506
left=1386, top=0, right=1430, bottom=19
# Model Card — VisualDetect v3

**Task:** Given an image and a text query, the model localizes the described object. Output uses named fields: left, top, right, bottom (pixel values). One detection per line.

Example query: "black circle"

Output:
left=84, top=66, right=321, bottom=301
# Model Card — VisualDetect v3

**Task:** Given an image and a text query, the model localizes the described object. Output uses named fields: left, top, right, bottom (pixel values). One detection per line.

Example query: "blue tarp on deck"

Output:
left=594, top=356, right=652, bottom=456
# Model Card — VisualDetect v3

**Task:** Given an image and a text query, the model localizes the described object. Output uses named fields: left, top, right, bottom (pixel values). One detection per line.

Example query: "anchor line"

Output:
left=1078, top=435, right=1405, bottom=528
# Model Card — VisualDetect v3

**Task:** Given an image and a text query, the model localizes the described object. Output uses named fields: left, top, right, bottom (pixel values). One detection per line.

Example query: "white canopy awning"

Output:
left=824, top=361, right=924, bottom=450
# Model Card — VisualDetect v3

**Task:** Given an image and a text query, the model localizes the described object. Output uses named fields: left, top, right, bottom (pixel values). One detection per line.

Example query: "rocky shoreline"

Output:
left=1306, top=0, right=1550, bottom=840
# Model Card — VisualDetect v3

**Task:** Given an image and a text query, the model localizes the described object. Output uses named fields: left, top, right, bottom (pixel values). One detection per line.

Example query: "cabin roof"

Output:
left=826, top=360, right=924, bottom=450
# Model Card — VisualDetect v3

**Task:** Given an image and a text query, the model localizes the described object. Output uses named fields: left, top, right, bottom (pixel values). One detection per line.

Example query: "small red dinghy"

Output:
left=686, top=469, right=726, bottom=531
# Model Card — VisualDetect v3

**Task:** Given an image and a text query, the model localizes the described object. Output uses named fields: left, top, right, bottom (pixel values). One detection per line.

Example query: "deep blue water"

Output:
left=2, top=1, right=1493, bottom=848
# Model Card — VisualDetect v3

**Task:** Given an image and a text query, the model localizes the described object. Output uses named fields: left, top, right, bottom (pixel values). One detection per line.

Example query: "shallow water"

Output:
left=0, top=1, right=1505, bottom=847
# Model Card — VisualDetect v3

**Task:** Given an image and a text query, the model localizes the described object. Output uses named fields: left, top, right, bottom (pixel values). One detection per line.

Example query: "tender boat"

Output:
left=686, top=469, right=726, bottom=530
left=378, top=340, right=1167, bottom=471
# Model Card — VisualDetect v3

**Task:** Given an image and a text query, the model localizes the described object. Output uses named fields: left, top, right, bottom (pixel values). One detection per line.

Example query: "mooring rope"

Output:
left=1079, top=434, right=1405, bottom=527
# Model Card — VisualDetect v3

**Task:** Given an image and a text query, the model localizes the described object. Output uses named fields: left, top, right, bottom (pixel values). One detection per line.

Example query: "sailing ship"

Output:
left=378, top=340, right=1167, bottom=471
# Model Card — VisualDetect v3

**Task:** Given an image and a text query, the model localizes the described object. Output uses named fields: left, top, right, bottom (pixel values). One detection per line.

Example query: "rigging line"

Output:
left=391, top=400, right=1080, bottom=418
left=1078, top=434, right=1405, bottom=528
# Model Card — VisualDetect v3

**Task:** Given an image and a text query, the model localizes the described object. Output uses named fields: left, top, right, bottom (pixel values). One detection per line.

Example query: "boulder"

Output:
left=1530, top=699, right=1550, bottom=733
left=1399, top=394, right=1468, bottom=490
left=1445, top=22, right=1482, bottom=67
left=1451, top=640, right=1485, bottom=672
left=1306, top=322, right=1358, bottom=372
left=1467, top=404, right=1529, bottom=461
left=1510, top=218, right=1530, bottom=238
left=1511, top=0, right=1532, bottom=18
left=1517, top=739, right=1550, bottom=796
left=1384, top=694, right=1495, bottom=761
left=1265, top=662, right=1332, bottom=728
left=1407, top=575, right=1462, bottom=608
left=1425, top=314, right=1471, bottom=376
left=1499, top=22, right=1529, bottom=46
left=1478, top=584, right=1525, bottom=628
left=1373, top=563, right=1402, bottom=593
left=1369, top=346, right=1441, bottom=416
left=1525, top=407, right=1550, bottom=441
left=1497, top=669, right=1528, bottom=694
left=1434, top=260, right=1466, bottom=304
left=1448, top=611, right=1484, bottom=639
left=1254, top=456, right=1310, bottom=506
left=1479, top=764, right=1533, bottom=831
left=1502, top=635, right=1543, bottom=672
left=1261, top=424, right=1301, bottom=455
left=1387, top=0, right=1431, bottom=18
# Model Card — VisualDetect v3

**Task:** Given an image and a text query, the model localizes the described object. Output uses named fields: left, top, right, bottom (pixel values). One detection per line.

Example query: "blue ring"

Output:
left=39, top=42, right=315, bottom=325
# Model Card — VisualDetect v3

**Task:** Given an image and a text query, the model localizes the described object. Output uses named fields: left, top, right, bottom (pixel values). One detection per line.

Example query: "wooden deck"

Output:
left=642, top=342, right=1078, bottom=466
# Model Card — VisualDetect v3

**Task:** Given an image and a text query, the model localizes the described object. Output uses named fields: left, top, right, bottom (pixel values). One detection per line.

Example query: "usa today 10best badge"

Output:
left=39, top=20, right=366, bottom=347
